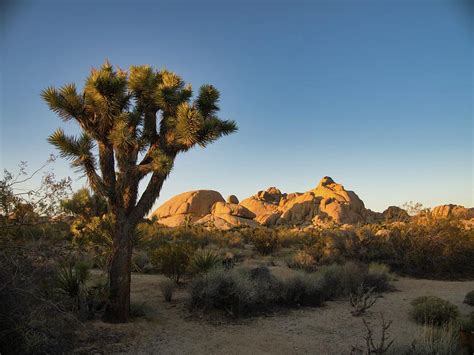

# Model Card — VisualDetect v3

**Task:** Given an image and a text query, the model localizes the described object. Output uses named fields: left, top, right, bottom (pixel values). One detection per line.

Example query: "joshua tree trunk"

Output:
left=103, top=220, right=134, bottom=323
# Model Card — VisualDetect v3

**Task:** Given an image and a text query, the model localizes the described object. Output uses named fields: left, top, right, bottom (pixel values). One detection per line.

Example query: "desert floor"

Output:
left=75, top=270, right=474, bottom=355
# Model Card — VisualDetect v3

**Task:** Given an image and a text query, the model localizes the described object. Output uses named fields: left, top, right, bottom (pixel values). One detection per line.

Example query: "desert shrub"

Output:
left=190, top=266, right=326, bottom=316
left=325, top=219, right=474, bottom=279
left=351, top=314, right=394, bottom=354
left=410, top=296, right=459, bottom=325
left=340, top=261, right=367, bottom=294
left=248, top=266, right=284, bottom=306
left=160, top=279, right=176, bottom=302
left=191, top=249, right=222, bottom=274
left=282, top=273, right=324, bottom=307
left=315, top=264, right=346, bottom=299
left=190, top=263, right=391, bottom=317
left=350, top=284, right=377, bottom=316
left=363, top=263, right=392, bottom=292
left=464, top=290, right=474, bottom=306
left=276, top=228, right=320, bottom=248
left=138, top=224, right=222, bottom=250
left=317, top=262, right=366, bottom=299
left=190, top=268, right=257, bottom=316
left=250, top=229, right=280, bottom=255
left=381, top=219, right=473, bottom=278
left=287, top=250, right=316, bottom=272
left=149, top=242, right=195, bottom=283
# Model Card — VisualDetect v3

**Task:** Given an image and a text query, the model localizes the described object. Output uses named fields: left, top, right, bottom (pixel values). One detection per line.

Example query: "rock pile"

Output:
left=151, top=177, right=473, bottom=230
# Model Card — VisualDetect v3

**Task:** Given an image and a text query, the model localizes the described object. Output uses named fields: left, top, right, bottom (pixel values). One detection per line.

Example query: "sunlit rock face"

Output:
left=152, top=190, right=258, bottom=229
left=431, top=204, right=474, bottom=219
left=151, top=190, right=225, bottom=227
left=151, top=177, right=380, bottom=229
left=152, top=177, right=473, bottom=230
left=241, top=176, right=370, bottom=226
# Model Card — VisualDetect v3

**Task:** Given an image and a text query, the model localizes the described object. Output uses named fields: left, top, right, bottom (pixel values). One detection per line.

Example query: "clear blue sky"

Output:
left=1, top=0, right=472, bottom=212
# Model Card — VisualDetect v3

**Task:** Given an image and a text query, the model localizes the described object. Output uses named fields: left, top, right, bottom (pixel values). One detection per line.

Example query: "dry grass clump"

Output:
left=409, top=296, right=459, bottom=325
left=398, top=323, right=460, bottom=355
left=286, top=250, right=316, bottom=272
left=160, top=279, right=176, bottom=302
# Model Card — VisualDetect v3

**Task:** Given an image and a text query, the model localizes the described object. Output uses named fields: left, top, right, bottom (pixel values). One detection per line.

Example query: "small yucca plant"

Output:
left=190, top=249, right=222, bottom=274
left=56, top=259, right=90, bottom=298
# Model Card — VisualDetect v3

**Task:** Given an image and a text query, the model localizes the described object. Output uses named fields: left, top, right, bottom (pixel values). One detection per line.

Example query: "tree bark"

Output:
left=103, top=220, right=133, bottom=323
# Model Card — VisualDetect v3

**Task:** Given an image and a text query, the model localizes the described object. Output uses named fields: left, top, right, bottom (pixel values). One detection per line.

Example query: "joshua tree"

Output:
left=42, top=62, right=237, bottom=322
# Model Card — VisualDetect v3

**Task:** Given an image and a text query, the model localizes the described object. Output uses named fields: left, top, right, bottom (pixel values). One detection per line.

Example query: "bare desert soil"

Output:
left=77, top=272, right=474, bottom=355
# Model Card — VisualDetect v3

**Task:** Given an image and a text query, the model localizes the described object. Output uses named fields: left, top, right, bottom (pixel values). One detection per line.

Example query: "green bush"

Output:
left=56, top=259, right=90, bottom=299
left=191, top=249, right=222, bottom=274
left=149, top=242, right=195, bottom=283
left=410, top=296, right=459, bottom=325
left=464, top=290, right=474, bottom=306
left=363, top=263, right=392, bottom=292
left=250, top=229, right=280, bottom=255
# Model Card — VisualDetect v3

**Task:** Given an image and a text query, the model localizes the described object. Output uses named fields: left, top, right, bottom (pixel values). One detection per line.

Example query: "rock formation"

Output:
left=382, top=206, right=411, bottom=222
left=227, top=195, right=239, bottom=204
left=195, top=201, right=259, bottom=230
left=151, top=190, right=225, bottom=227
left=431, top=204, right=474, bottom=219
left=151, top=177, right=472, bottom=230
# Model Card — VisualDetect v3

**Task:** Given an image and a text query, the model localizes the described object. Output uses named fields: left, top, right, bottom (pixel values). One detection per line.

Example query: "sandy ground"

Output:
left=76, top=272, right=474, bottom=355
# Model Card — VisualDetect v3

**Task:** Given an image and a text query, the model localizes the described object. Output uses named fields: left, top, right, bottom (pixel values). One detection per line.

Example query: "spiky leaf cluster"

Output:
left=43, top=61, right=237, bottom=220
